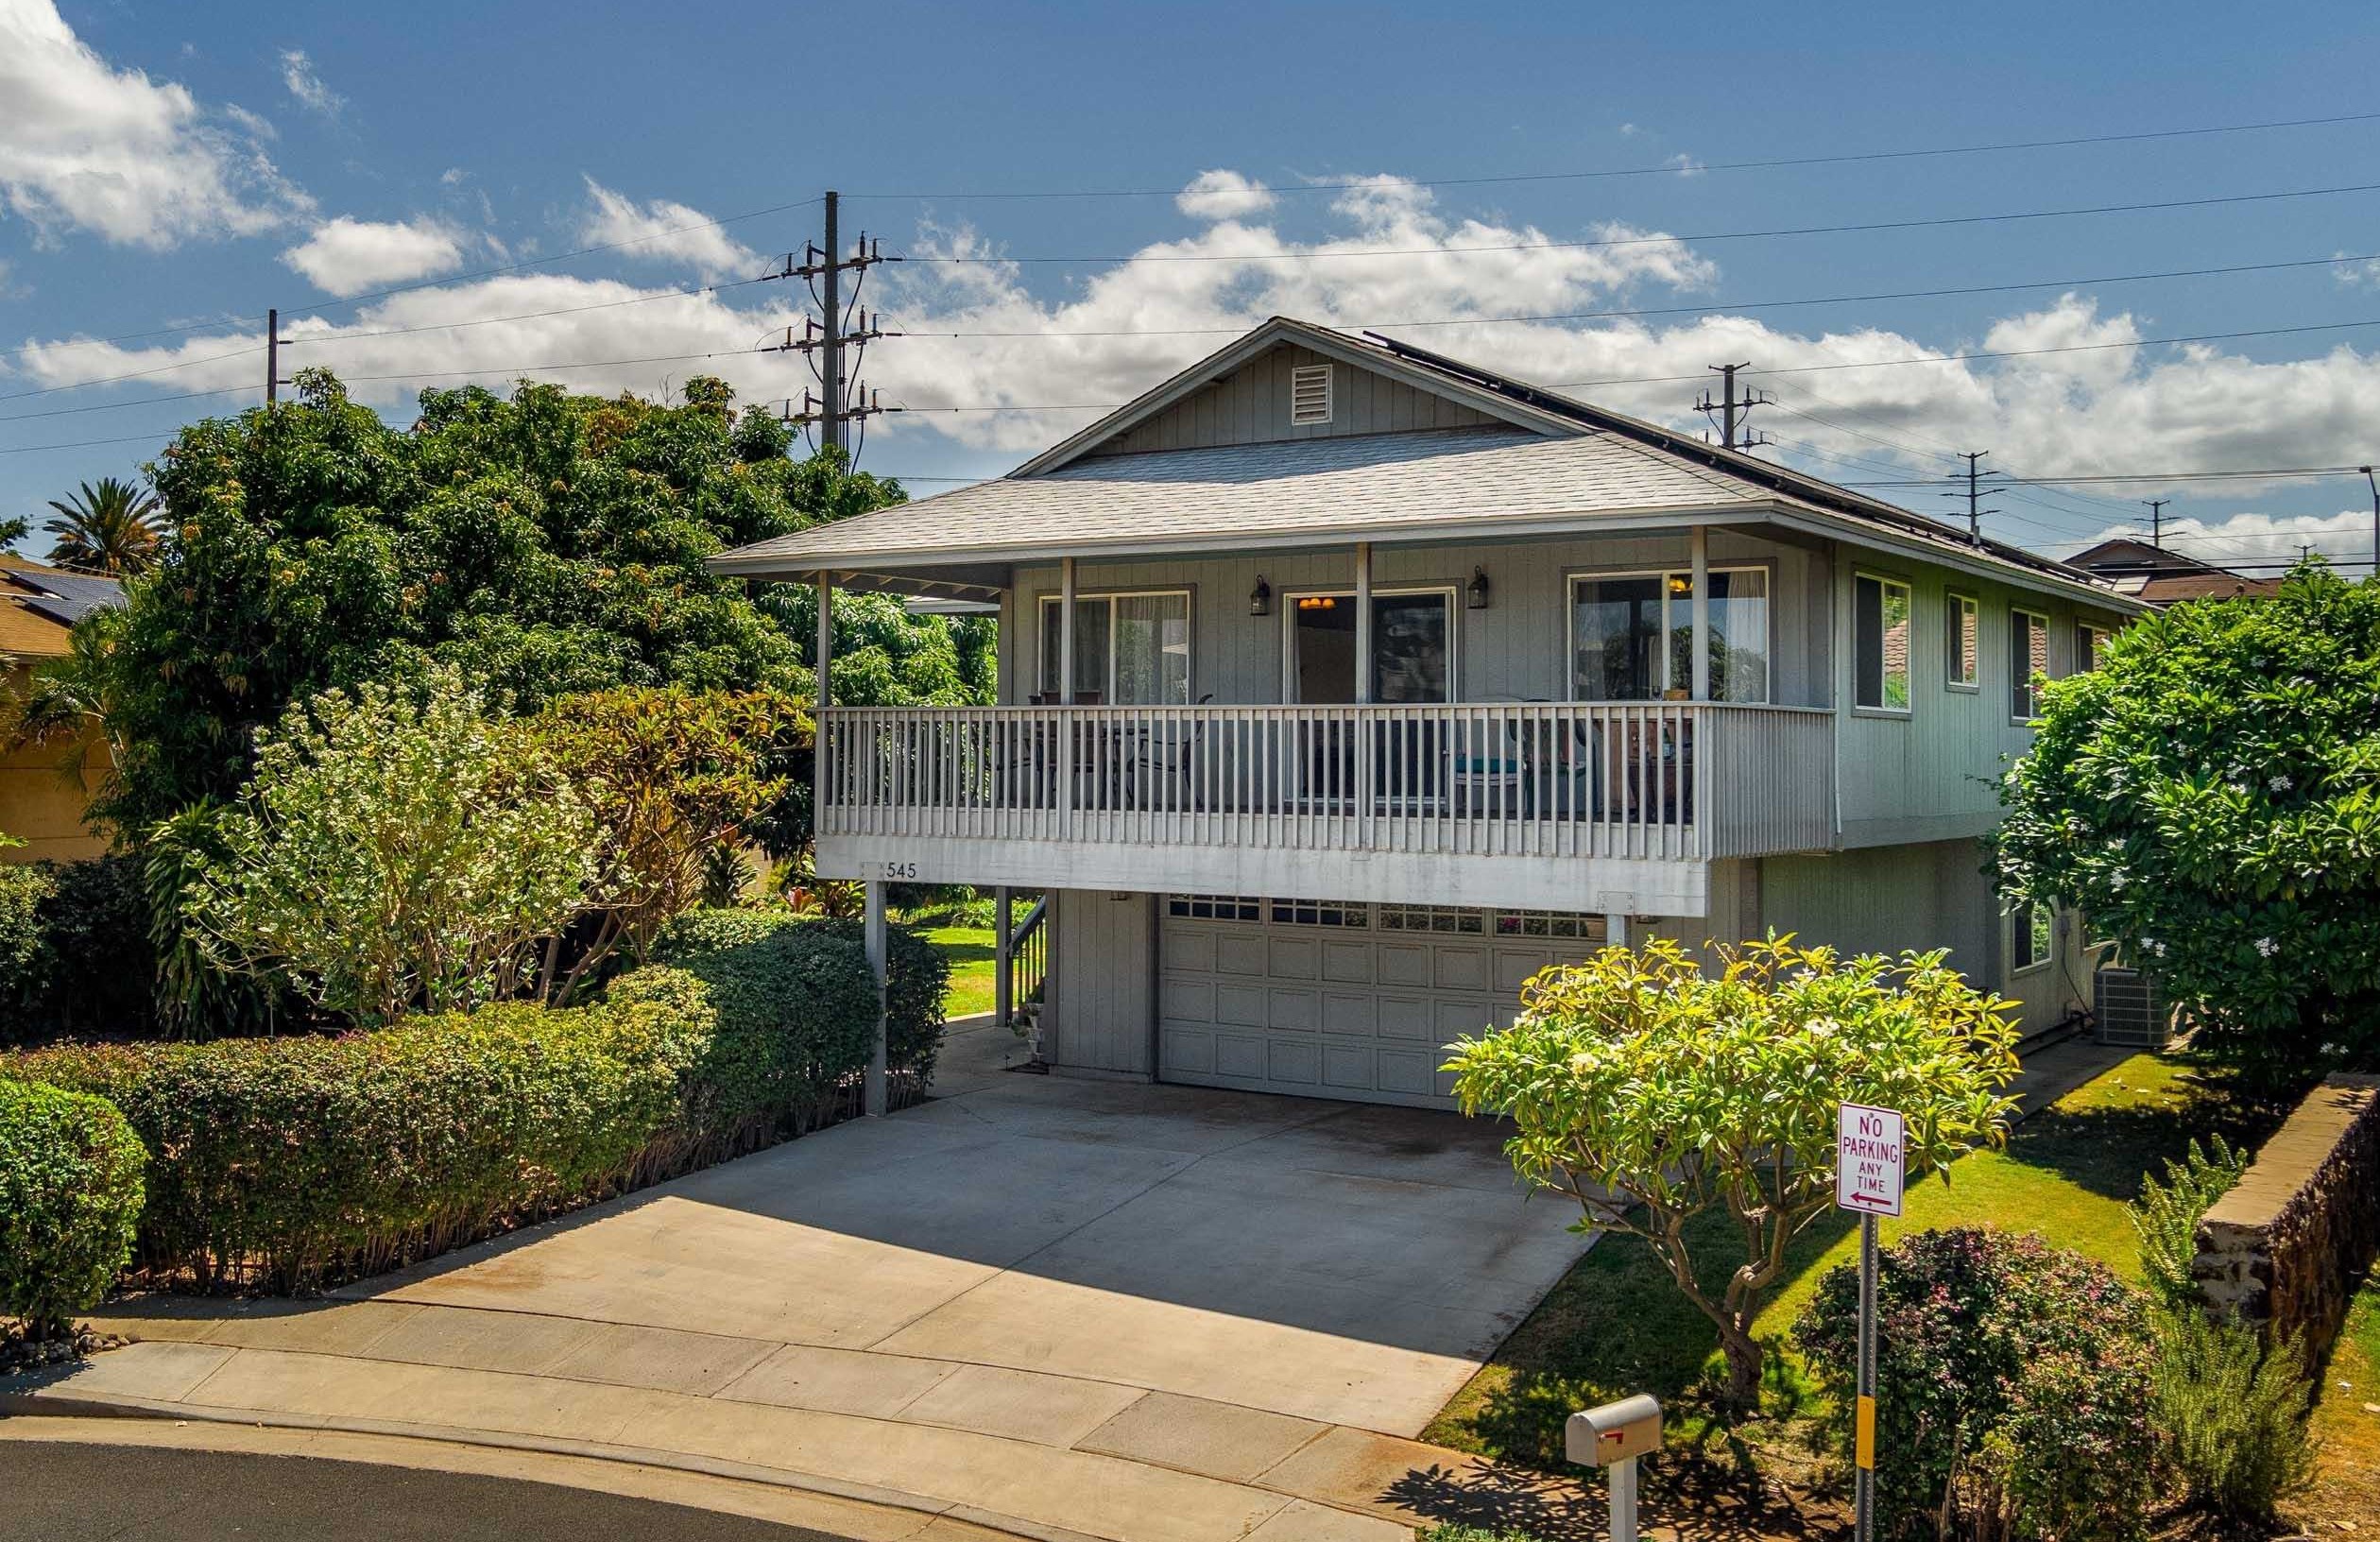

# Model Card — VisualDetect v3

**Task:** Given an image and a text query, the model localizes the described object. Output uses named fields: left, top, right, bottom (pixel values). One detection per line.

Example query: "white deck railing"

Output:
left=818, top=702, right=1835, bottom=864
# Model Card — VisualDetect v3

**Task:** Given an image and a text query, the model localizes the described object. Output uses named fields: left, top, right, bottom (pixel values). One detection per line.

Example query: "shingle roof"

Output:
left=0, top=558, right=124, bottom=651
left=717, top=424, right=1770, bottom=572
left=6, top=570, right=124, bottom=626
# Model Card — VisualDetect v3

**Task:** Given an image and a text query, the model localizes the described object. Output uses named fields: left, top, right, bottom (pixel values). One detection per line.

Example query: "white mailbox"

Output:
left=1566, top=1393, right=1662, bottom=1466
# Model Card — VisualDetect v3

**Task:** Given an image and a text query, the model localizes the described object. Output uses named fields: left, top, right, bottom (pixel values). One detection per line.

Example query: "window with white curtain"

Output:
left=1038, top=591, right=1191, bottom=703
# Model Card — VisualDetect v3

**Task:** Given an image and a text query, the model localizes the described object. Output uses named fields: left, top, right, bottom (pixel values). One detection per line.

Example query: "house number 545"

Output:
left=875, top=861, right=920, bottom=881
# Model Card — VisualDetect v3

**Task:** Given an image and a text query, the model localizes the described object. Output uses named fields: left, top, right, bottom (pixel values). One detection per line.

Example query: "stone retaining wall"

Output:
left=2191, top=1072, right=2380, bottom=1353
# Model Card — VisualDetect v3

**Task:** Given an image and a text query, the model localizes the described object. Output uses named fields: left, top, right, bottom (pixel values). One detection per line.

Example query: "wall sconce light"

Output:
left=1466, top=567, right=1492, bottom=610
left=1249, top=575, right=1272, bottom=617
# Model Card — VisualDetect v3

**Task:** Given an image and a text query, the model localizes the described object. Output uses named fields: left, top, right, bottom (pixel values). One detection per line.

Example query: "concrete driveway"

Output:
left=372, top=1055, right=1585, bottom=1437
left=40, top=1032, right=1601, bottom=1541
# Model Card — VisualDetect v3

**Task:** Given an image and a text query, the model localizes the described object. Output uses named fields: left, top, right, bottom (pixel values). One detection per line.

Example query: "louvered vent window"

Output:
left=1290, top=364, right=1332, bottom=425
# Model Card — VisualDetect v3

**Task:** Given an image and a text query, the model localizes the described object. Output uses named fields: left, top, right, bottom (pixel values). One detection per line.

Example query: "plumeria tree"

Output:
left=1445, top=937, right=2020, bottom=1407
left=1993, top=561, right=2380, bottom=1083
left=180, top=669, right=595, bottom=1024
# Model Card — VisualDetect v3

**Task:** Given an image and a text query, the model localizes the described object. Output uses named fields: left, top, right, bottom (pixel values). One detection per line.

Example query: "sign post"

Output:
left=1836, top=1103, right=1906, bottom=1542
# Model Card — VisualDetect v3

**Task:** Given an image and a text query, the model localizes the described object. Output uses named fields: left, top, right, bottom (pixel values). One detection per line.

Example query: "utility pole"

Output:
left=1697, top=362, right=1772, bottom=451
left=1943, top=451, right=2003, bottom=545
left=2361, top=468, right=2377, bottom=583
left=266, top=308, right=283, bottom=405
left=764, top=191, right=902, bottom=463
left=2142, top=497, right=2169, bottom=549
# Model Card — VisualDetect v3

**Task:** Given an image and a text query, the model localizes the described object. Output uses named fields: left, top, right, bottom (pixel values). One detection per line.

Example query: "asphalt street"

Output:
left=0, top=1440, right=863, bottom=1541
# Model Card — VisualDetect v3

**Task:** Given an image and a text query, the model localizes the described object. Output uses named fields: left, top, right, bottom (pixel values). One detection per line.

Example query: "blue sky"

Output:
left=7, top=0, right=2380, bottom=574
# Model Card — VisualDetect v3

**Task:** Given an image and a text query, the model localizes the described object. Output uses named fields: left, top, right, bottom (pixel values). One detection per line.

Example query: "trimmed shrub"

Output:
left=9, top=1002, right=685, bottom=1292
left=783, top=914, right=950, bottom=1098
left=0, top=1078, right=146, bottom=1334
left=648, top=908, right=948, bottom=1110
left=642, top=910, right=880, bottom=1133
left=1797, top=1227, right=2156, bottom=1541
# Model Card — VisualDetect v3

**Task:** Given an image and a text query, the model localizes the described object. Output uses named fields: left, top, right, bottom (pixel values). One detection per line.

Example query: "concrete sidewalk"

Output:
left=11, top=1022, right=1601, bottom=1542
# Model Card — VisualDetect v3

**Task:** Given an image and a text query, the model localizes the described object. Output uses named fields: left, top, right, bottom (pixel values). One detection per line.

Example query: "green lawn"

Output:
left=2306, top=1269, right=2380, bottom=1526
left=923, top=925, right=998, bottom=1019
left=1422, top=1052, right=2282, bottom=1476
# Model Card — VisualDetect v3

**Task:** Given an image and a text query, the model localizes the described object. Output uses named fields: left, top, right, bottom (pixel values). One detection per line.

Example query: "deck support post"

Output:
left=815, top=571, right=833, bottom=827
left=1059, top=556, right=1077, bottom=706
left=1606, top=912, right=1629, bottom=950
left=994, top=883, right=1014, bottom=1028
left=865, top=880, right=889, bottom=1117
left=1353, top=541, right=1373, bottom=705
left=1688, top=525, right=1711, bottom=702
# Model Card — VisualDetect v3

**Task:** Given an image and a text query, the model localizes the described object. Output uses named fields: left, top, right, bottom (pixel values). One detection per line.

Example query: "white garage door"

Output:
left=1157, top=898, right=1605, bottom=1108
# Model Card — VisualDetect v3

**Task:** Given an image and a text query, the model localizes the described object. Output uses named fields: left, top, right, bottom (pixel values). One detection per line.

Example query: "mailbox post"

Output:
left=1567, top=1394, right=1660, bottom=1542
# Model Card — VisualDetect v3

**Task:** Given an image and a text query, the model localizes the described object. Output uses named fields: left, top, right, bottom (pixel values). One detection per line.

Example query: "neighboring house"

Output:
left=0, top=557, right=122, bottom=863
left=714, top=318, right=2144, bottom=1105
left=2065, top=536, right=2284, bottom=607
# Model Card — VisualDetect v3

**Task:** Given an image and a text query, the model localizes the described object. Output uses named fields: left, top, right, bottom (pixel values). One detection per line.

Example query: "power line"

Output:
left=905, top=182, right=2380, bottom=268
left=842, top=110, right=2380, bottom=201
left=20, top=197, right=827, bottom=363
left=905, top=248, right=2380, bottom=338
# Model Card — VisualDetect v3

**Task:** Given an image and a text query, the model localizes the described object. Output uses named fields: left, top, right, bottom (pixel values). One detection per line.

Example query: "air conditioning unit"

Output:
left=2094, top=964, right=2171, bottom=1049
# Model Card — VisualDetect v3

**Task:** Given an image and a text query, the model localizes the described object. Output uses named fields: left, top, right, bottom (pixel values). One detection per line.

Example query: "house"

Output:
left=712, top=318, right=2144, bottom=1110
left=0, top=556, right=122, bottom=863
left=2064, top=536, right=2284, bottom=607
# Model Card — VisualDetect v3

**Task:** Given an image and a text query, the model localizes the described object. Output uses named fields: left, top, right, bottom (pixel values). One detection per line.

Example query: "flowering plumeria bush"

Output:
left=1445, top=936, right=2020, bottom=1406
left=1993, top=562, right=2380, bottom=1083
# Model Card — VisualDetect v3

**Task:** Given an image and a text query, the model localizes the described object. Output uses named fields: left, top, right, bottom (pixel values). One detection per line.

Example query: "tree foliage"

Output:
left=527, top=686, right=807, bottom=1002
left=92, top=369, right=981, bottom=840
left=1994, top=563, right=2380, bottom=1082
left=43, top=475, right=165, bottom=575
left=180, top=669, right=595, bottom=1025
left=1445, top=936, right=2020, bottom=1405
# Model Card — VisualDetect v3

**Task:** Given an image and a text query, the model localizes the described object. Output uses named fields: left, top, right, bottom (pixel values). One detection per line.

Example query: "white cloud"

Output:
left=279, top=48, right=342, bottom=116
left=576, top=178, right=762, bottom=281
left=26, top=173, right=2380, bottom=571
left=1175, top=170, right=1276, bottom=222
left=1665, top=153, right=1704, bottom=177
left=281, top=216, right=470, bottom=297
left=0, top=0, right=310, bottom=248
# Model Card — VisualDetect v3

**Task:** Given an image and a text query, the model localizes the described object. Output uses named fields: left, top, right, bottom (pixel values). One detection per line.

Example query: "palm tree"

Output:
left=43, top=476, right=164, bottom=575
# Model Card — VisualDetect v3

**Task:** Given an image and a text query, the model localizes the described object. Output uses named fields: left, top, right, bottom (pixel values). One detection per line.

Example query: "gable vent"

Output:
left=1290, top=363, right=1333, bottom=425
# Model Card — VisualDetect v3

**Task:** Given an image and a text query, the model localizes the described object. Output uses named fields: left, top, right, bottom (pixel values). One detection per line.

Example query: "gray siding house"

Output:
left=714, top=318, right=2141, bottom=1108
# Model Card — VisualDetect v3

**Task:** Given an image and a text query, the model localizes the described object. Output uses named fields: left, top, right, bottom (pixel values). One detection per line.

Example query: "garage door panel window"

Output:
left=1039, top=591, right=1191, bottom=704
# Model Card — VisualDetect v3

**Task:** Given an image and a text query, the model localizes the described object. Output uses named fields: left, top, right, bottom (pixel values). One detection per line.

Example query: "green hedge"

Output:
left=0, top=1078, right=146, bottom=1334
left=643, top=909, right=948, bottom=1115
left=9, top=1002, right=684, bottom=1292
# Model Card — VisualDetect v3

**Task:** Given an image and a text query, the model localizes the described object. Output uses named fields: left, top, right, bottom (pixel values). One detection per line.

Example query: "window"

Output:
left=1168, top=895, right=1259, bottom=921
left=2011, top=900, right=2054, bottom=971
left=1291, top=364, right=1333, bottom=424
left=1290, top=590, right=1452, bottom=705
left=2010, top=608, right=2049, bottom=719
left=1571, top=568, right=1770, bottom=702
left=2078, top=623, right=2111, bottom=673
left=1377, top=904, right=1484, bottom=934
left=1269, top=898, right=1369, bottom=928
left=1946, top=592, right=1979, bottom=689
left=1492, top=910, right=1608, bottom=940
left=1039, top=591, right=1191, bottom=704
left=1854, top=574, right=1912, bottom=711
